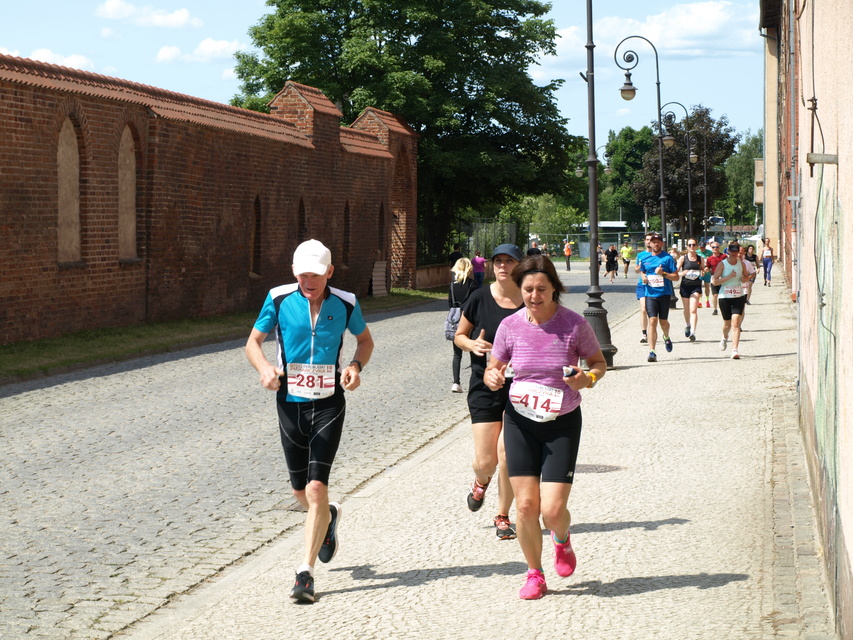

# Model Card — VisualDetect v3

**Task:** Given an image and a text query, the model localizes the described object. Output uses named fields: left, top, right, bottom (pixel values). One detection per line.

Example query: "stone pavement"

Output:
left=116, top=282, right=834, bottom=640
left=0, top=278, right=837, bottom=639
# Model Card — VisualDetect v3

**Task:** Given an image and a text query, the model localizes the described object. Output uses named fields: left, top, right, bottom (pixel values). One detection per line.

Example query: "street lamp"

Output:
left=615, top=35, right=667, bottom=244
left=688, top=129, right=709, bottom=236
left=661, top=101, right=694, bottom=238
left=596, top=145, right=613, bottom=176
left=581, top=0, right=617, bottom=367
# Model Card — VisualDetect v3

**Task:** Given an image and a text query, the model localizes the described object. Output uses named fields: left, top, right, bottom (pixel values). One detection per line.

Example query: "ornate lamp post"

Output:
left=581, top=0, right=617, bottom=367
left=661, top=101, right=694, bottom=239
left=688, top=129, right=709, bottom=235
left=615, top=36, right=666, bottom=242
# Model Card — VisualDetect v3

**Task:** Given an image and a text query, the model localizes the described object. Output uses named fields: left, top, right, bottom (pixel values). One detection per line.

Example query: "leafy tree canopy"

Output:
left=718, top=129, right=763, bottom=227
left=630, top=105, right=738, bottom=237
left=232, top=0, right=575, bottom=262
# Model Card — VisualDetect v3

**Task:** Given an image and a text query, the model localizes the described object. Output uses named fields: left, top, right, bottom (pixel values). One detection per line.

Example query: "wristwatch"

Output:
left=586, top=372, right=597, bottom=389
left=349, top=360, right=363, bottom=372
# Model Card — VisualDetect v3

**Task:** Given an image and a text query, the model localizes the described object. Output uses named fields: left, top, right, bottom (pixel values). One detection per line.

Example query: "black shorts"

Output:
left=719, top=296, right=747, bottom=320
left=503, top=403, right=582, bottom=484
left=645, top=295, right=671, bottom=320
left=679, top=282, right=703, bottom=298
left=467, top=372, right=512, bottom=423
left=711, top=284, right=722, bottom=295
left=606, top=261, right=618, bottom=272
left=276, top=393, right=346, bottom=491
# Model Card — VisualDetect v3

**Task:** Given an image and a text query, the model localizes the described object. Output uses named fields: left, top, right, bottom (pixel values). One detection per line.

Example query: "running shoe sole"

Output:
left=318, top=502, right=341, bottom=563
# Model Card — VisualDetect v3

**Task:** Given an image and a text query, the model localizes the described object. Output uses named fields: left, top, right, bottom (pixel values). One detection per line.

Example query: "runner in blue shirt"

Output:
left=246, top=239, right=374, bottom=603
left=634, top=233, right=653, bottom=344
left=637, top=233, right=679, bottom=362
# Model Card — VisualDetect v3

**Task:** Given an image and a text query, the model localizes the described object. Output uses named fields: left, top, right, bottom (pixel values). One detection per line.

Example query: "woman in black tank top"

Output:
left=677, top=238, right=705, bottom=341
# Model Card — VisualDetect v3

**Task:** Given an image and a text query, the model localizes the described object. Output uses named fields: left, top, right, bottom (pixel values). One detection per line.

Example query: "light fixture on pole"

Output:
left=615, top=36, right=667, bottom=244
left=596, top=145, right=613, bottom=176
left=661, top=101, right=694, bottom=238
left=580, top=0, right=616, bottom=367
left=688, top=128, right=709, bottom=235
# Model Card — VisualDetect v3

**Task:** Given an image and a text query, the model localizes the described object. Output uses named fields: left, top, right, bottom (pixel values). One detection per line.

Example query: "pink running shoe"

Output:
left=519, top=569, right=547, bottom=600
left=705, top=301, right=711, bottom=308
left=552, top=532, right=577, bottom=577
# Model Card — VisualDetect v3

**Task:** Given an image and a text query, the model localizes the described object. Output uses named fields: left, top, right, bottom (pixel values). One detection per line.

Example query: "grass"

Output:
left=0, top=287, right=446, bottom=381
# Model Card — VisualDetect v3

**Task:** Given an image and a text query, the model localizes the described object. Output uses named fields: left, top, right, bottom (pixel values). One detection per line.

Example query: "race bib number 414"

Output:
left=510, top=381, right=563, bottom=422
left=287, top=363, right=335, bottom=399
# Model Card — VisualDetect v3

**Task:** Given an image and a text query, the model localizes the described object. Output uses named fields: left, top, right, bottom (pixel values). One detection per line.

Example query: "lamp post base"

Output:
left=583, top=286, right=617, bottom=368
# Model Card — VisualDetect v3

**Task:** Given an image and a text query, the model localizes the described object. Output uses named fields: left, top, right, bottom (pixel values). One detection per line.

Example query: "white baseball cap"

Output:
left=293, top=239, right=332, bottom=276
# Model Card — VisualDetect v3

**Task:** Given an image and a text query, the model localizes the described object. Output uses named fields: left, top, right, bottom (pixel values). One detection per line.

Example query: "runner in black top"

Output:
left=604, top=245, right=619, bottom=283
left=455, top=243, right=524, bottom=540
left=677, top=238, right=705, bottom=342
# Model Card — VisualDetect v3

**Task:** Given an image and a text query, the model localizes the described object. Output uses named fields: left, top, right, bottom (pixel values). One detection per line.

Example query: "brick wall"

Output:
left=0, top=57, right=417, bottom=344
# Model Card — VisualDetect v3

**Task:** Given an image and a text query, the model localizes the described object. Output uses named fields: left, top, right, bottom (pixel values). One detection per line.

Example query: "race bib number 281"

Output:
left=287, top=363, right=335, bottom=399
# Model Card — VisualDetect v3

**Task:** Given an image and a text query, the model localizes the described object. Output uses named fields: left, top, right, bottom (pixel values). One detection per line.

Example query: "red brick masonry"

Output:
left=0, top=54, right=417, bottom=344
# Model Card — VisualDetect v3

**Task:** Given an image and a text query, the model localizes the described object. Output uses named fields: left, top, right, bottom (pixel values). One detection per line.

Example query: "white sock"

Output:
left=297, top=563, right=314, bottom=576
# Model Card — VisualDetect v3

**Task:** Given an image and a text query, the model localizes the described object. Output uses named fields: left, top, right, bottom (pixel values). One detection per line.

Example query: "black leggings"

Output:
left=503, top=403, right=583, bottom=484
left=276, top=393, right=346, bottom=491
left=452, top=343, right=463, bottom=385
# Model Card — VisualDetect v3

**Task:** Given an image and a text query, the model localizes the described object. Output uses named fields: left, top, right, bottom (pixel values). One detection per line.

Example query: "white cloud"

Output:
left=155, top=45, right=182, bottom=63
left=29, top=49, right=95, bottom=70
left=0, top=46, right=22, bottom=57
left=191, top=38, right=242, bottom=61
left=539, top=1, right=760, bottom=80
left=221, top=67, right=237, bottom=80
left=95, top=0, right=203, bottom=28
left=100, top=27, right=119, bottom=38
left=155, top=38, right=246, bottom=64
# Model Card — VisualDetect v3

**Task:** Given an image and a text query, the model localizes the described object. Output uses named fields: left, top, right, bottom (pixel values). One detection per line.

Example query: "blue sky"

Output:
left=1, top=1, right=763, bottom=145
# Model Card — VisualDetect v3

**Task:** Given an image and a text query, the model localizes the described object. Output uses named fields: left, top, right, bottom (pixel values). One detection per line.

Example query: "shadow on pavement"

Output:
left=322, top=561, right=527, bottom=596
left=553, top=572, right=749, bottom=597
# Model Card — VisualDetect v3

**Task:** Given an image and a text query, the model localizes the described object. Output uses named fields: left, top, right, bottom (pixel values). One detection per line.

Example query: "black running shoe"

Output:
left=494, top=514, right=517, bottom=540
left=318, top=502, right=341, bottom=563
left=684, top=326, right=691, bottom=338
left=467, top=478, right=489, bottom=512
left=290, top=571, right=315, bottom=603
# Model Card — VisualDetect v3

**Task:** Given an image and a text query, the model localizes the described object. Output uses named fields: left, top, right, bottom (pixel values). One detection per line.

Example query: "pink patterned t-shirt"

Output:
left=491, top=306, right=601, bottom=415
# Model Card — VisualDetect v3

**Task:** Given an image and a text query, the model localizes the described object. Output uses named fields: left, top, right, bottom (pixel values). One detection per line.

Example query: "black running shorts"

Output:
left=502, top=403, right=583, bottom=484
left=467, top=371, right=512, bottom=423
left=276, top=393, right=346, bottom=491
left=644, top=295, right=671, bottom=320
left=719, top=296, right=747, bottom=320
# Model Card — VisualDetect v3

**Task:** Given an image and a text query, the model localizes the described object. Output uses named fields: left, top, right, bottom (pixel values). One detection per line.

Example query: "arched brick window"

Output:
left=342, top=201, right=351, bottom=266
left=297, top=198, right=308, bottom=242
left=251, top=195, right=262, bottom=276
left=57, top=117, right=81, bottom=263
left=378, top=203, right=387, bottom=261
left=118, top=125, right=138, bottom=261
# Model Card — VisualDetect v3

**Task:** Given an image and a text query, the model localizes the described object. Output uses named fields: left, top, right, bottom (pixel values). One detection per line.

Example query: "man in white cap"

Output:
left=246, top=239, right=374, bottom=603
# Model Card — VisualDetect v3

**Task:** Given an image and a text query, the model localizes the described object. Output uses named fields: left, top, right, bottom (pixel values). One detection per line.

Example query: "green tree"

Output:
left=232, top=0, right=575, bottom=262
left=718, top=129, right=764, bottom=227
left=601, top=126, right=654, bottom=229
left=631, top=105, right=738, bottom=237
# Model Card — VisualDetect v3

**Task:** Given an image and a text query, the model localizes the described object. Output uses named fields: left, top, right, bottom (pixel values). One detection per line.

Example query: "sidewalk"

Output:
left=118, top=283, right=836, bottom=640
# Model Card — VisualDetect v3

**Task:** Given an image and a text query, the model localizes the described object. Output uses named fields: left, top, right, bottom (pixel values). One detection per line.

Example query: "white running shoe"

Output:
left=719, top=337, right=727, bottom=351
left=731, top=349, right=740, bottom=360
left=451, top=383, right=463, bottom=393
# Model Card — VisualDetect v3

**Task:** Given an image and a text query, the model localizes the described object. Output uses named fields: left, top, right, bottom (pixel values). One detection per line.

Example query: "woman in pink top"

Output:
left=484, top=254, right=606, bottom=600
left=470, top=250, right=487, bottom=289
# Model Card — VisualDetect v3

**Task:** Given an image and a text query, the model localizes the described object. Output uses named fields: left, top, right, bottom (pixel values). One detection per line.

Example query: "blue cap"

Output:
left=491, top=243, right=523, bottom=261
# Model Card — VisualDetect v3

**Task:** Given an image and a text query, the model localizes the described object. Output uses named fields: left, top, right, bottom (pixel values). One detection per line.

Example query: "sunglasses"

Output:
left=687, top=243, right=697, bottom=247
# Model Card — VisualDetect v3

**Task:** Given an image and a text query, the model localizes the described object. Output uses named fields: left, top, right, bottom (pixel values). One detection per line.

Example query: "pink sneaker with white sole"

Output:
left=519, top=569, right=547, bottom=600
left=552, top=531, right=577, bottom=577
